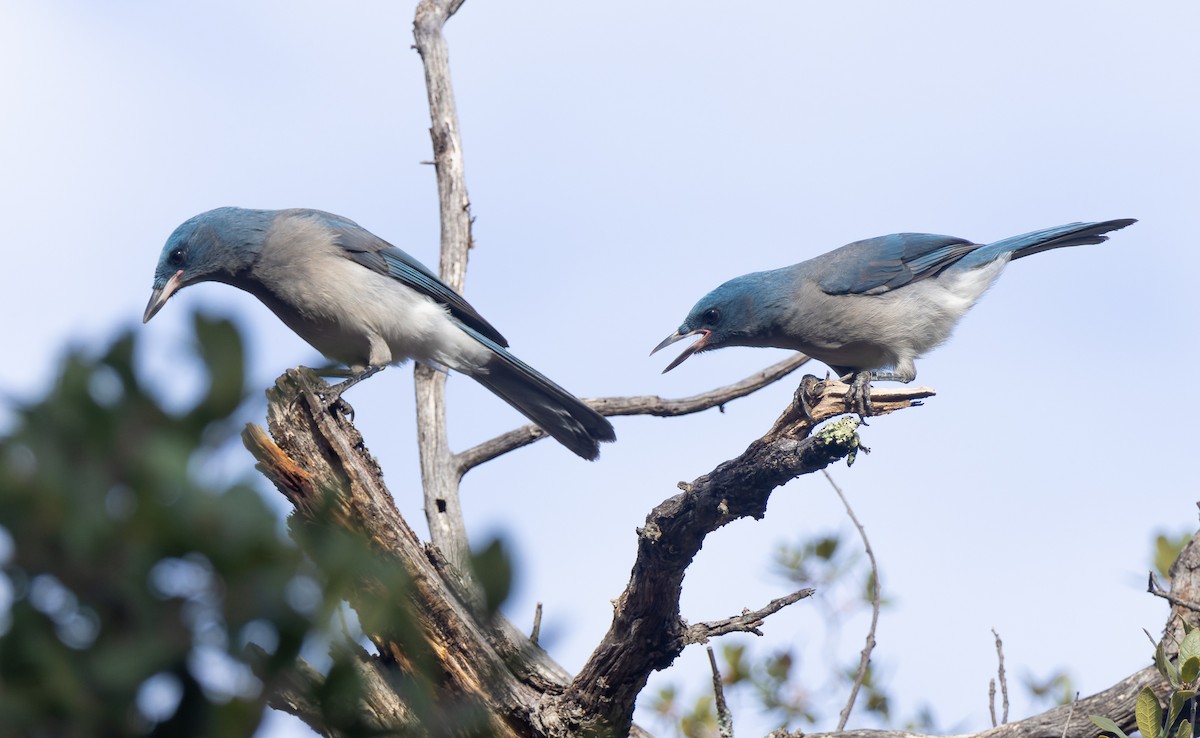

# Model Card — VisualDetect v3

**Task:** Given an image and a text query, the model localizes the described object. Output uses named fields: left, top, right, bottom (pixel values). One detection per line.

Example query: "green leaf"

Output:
left=1174, top=719, right=1191, bottom=738
left=1155, top=532, right=1191, bottom=581
left=814, top=535, right=840, bottom=560
left=1156, top=637, right=1181, bottom=687
left=1167, top=689, right=1194, bottom=733
left=468, top=537, right=513, bottom=616
left=1136, top=687, right=1162, bottom=738
left=1183, top=656, right=1200, bottom=684
left=1180, top=629, right=1200, bottom=668
left=1089, top=715, right=1130, bottom=738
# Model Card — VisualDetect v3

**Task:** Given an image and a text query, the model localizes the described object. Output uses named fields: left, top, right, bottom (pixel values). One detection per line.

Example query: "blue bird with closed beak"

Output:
left=653, top=219, right=1136, bottom=412
left=144, top=207, right=616, bottom=460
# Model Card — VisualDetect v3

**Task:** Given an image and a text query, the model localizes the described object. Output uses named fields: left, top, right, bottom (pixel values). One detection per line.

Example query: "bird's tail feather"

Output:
left=459, top=325, right=616, bottom=461
left=960, top=218, right=1136, bottom=268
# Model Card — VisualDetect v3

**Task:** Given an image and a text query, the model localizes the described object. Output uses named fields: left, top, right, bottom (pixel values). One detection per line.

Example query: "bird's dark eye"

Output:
left=167, top=247, right=186, bottom=266
left=702, top=308, right=720, bottom=324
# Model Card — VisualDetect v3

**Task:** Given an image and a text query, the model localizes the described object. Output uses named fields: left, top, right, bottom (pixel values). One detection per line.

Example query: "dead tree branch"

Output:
left=454, top=354, right=813, bottom=475
left=708, top=646, right=734, bottom=738
left=244, top=370, right=927, bottom=737
left=550, top=377, right=931, bottom=736
left=685, top=588, right=816, bottom=645
left=991, top=628, right=1009, bottom=726
left=1149, top=571, right=1200, bottom=612
left=412, top=0, right=475, bottom=572
left=245, top=365, right=1198, bottom=738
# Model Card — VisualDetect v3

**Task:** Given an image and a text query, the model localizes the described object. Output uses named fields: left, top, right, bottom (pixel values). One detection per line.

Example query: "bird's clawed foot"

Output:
left=846, top=371, right=874, bottom=421
left=796, top=375, right=824, bottom=423
left=319, top=366, right=384, bottom=416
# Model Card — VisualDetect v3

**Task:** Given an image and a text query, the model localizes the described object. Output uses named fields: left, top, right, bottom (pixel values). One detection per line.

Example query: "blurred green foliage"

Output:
left=1155, top=531, right=1193, bottom=583
left=648, top=528, right=927, bottom=737
left=0, top=316, right=342, bottom=737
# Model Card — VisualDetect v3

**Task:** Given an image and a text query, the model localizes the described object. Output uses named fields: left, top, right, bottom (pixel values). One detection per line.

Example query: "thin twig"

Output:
left=826, top=469, right=881, bottom=732
left=453, top=355, right=812, bottom=474
left=1061, top=691, right=1079, bottom=738
left=989, top=678, right=997, bottom=728
left=684, top=589, right=816, bottom=644
left=531, top=602, right=543, bottom=645
left=1149, top=571, right=1200, bottom=611
left=992, top=627, right=1009, bottom=724
left=708, top=646, right=734, bottom=738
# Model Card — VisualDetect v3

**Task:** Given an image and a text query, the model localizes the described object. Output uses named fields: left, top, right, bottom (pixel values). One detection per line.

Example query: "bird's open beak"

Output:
left=142, top=270, right=184, bottom=323
left=651, top=328, right=711, bottom=373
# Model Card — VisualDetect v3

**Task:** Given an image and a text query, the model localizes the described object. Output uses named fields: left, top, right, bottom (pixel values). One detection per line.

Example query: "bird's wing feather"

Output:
left=817, top=233, right=979, bottom=295
left=313, top=212, right=510, bottom=347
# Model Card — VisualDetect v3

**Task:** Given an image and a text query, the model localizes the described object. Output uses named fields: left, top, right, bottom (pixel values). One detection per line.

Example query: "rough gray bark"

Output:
left=243, top=367, right=1189, bottom=738
left=413, top=0, right=475, bottom=573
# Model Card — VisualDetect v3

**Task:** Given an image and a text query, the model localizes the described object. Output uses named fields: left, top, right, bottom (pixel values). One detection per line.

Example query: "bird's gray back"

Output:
left=747, top=240, right=1006, bottom=374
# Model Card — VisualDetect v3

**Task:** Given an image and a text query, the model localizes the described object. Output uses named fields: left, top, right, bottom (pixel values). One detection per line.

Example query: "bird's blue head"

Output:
left=143, top=207, right=274, bottom=323
left=651, top=274, right=771, bottom=373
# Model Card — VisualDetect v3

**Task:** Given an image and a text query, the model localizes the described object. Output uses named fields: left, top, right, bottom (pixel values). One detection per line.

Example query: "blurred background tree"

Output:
left=0, top=315, right=374, bottom=737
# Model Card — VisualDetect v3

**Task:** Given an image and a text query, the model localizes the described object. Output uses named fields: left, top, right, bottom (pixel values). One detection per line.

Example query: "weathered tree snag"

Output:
left=413, top=0, right=476, bottom=573
left=246, top=370, right=541, bottom=737
left=548, top=377, right=931, bottom=736
left=243, top=366, right=1198, bottom=738
left=242, top=369, right=928, bottom=736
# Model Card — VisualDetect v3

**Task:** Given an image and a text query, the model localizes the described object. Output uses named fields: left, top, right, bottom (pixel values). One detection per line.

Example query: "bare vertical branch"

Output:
left=989, top=678, right=997, bottom=727
left=825, top=469, right=881, bottom=732
left=708, top=646, right=734, bottom=738
left=531, top=602, right=543, bottom=645
left=992, top=627, right=1009, bottom=724
left=412, top=0, right=473, bottom=571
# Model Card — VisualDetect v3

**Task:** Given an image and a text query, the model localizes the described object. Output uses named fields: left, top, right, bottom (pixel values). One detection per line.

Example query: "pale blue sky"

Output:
left=2, top=2, right=1197, bottom=736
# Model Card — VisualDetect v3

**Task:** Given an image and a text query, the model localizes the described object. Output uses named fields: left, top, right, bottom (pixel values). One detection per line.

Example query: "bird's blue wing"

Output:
left=312, top=211, right=510, bottom=347
left=817, top=233, right=980, bottom=295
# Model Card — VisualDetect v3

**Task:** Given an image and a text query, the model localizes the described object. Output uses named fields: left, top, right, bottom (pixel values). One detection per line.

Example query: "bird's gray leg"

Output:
left=844, top=363, right=916, bottom=419
left=321, top=335, right=393, bottom=412
left=309, top=364, right=356, bottom=379
left=846, top=371, right=874, bottom=418
left=322, top=366, right=384, bottom=413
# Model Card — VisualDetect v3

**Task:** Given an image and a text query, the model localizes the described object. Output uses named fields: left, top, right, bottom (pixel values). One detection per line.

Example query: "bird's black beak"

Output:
left=143, top=270, right=184, bottom=323
left=651, top=328, right=711, bottom=373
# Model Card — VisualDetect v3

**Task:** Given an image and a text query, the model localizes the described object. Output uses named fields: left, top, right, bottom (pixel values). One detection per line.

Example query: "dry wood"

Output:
left=413, top=0, right=475, bottom=572
left=550, top=377, right=931, bottom=735
left=685, top=589, right=816, bottom=644
left=244, top=365, right=1191, bottom=738
left=454, top=354, right=813, bottom=475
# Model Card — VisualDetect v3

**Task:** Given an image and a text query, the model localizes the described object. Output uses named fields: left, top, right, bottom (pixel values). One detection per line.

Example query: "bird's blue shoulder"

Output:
left=816, top=232, right=979, bottom=295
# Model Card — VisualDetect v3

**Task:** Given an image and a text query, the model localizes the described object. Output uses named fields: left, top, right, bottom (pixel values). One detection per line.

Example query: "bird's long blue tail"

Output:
left=958, top=218, right=1136, bottom=269
left=459, top=325, right=616, bottom=460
